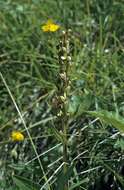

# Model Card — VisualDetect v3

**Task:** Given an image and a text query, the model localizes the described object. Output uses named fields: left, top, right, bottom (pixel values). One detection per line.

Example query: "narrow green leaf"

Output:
left=9, top=163, right=26, bottom=171
left=13, top=175, right=40, bottom=190
left=69, top=178, right=89, bottom=190
left=50, top=127, right=65, bottom=143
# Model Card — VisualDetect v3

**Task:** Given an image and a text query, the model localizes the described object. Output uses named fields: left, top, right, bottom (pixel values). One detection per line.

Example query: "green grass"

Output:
left=0, top=0, right=124, bottom=189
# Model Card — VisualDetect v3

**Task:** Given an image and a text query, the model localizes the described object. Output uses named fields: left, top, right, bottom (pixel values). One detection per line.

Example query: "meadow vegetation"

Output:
left=0, top=0, right=124, bottom=189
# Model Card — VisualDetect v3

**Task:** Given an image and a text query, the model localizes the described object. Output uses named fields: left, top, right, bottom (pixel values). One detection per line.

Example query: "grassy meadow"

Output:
left=0, top=0, right=124, bottom=189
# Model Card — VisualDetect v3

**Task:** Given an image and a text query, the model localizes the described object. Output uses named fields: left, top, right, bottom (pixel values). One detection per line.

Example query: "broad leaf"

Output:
left=68, top=94, right=92, bottom=117
left=87, top=110, right=124, bottom=133
left=114, top=139, right=124, bottom=151
left=55, top=164, right=74, bottom=190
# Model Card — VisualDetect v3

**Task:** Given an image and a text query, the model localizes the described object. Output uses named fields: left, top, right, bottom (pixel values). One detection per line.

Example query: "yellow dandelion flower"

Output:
left=41, top=19, right=60, bottom=32
left=11, top=131, right=24, bottom=141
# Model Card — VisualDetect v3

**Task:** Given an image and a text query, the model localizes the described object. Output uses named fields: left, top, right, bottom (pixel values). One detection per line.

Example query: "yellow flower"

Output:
left=41, top=19, right=60, bottom=32
left=11, top=131, right=24, bottom=141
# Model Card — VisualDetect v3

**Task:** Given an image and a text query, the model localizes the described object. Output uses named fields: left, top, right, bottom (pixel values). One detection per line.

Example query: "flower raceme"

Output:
left=41, top=19, right=60, bottom=32
left=11, top=131, right=24, bottom=142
